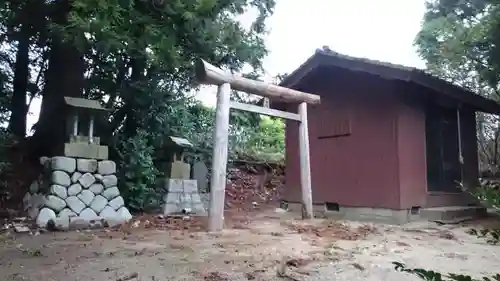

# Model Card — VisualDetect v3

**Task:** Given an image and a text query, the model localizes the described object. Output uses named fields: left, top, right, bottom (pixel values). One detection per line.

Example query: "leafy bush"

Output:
left=393, top=262, right=500, bottom=281
left=116, top=95, right=286, bottom=212
left=234, top=116, right=285, bottom=163
left=117, top=130, right=161, bottom=213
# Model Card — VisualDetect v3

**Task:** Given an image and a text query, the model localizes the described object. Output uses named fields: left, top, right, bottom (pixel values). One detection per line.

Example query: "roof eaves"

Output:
left=63, top=96, right=110, bottom=111
left=278, top=48, right=500, bottom=114
left=279, top=51, right=322, bottom=88
left=408, top=70, right=500, bottom=115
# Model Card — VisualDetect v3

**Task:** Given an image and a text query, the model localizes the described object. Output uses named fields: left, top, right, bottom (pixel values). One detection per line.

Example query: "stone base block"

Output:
left=25, top=156, right=132, bottom=231
left=70, top=136, right=101, bottom=145
left=420, top=206, right=487, bottom=222
left=64, top=143, right=108, bottom=160
left=162, top=179, right=207, bottom=216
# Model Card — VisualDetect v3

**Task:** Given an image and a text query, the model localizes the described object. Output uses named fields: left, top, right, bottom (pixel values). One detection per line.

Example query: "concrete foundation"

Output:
left=283, top=202, right=420, bottom=224
left=282, top=201, right=487, bottom=224
left=419, top=206, right=487, bottom=222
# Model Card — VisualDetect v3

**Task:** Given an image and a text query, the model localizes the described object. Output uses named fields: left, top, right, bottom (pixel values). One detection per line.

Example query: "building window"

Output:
left=317, top=105, right=352, bottom=139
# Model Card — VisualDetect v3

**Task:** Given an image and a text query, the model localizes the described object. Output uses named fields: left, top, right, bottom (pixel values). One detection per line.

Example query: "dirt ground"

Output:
left=1, top=209, right=499, bottom=281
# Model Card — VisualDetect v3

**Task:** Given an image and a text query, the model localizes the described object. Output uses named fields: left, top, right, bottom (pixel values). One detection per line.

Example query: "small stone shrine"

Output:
left=23, top=97, right=132, bottom=230
left=159, top=136, right=207, bottom=215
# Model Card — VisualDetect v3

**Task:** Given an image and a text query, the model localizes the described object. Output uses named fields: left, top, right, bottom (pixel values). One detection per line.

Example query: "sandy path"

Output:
left=0, top=211, right=498, bottom=281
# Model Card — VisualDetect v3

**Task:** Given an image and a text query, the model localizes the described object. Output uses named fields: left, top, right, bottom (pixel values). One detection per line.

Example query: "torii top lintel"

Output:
left=194, top=59, right=321, bottom=105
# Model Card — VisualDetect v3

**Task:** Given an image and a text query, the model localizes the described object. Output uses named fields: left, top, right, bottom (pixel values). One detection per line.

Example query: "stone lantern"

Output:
left=62, top=96, right=110, bottom=160
left=159, top=136, right=207, bottom=216
left=162, top=136, right=193, bottom=179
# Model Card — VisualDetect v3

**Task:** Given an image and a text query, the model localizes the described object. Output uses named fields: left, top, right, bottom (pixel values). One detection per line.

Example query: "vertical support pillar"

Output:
left=298, top=102, right=313, bottom=219
left=73, top=114, right=79, bottom=136
left=208, top=83, right=231, bottom=231
left=457, top=107, right=466, bottom=189
left=89, top=115, right=95, bottom=144
left=457, top=107, right=463, bottom=164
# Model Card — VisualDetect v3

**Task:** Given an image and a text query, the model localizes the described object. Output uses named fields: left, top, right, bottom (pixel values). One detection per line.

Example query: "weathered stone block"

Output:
left=183, top=180, right=198, bottom=193
left=94, top=174, right=104, bottom=182
left=69, top=217, right=89, bottom=230
left=180, top=193, right=191, bottom=203
left=102, top=186, right=120, bottom=200
left=165, top=193, right=180, bottom=203
left=45, top=195, right=67, bottom=212
left=77, top=159, right=98, bottom=173
left=36, top=207, right=56, bottom=228
left=163, top=202, right=180, bottom=215
left=70, top=135, right=100, bottom=145
left=191, top=193, right=202, bottom=204
left=51, top=156, right=76, bottom=173
left=166, top=179, right=183, bottom=193
left=109, top=196, right=125, bottom=210
left=89, top=195, right=108, bottom=214
left=53, top=215, right=70, bottom=231
left=78, top=190, right=95, bottom=206
left=65, top=196, right=86, bottom=214
left=89, top=183, right=104, bottom=195
left=99, top=206, right=116, bottom=219
left=102, top=175, right=117, bottom=188
left=64, top=143, right=108, bottom=160
left=78, top=173, right=95, bottom=188
left=117, top=207, right=132, bottom=222
left=98, top=160, right=116, bottom=175
left=58, top=208, right=77, bottom=218
left=50, top=184, right=68, bottom=199
left=192, top=203, right=206, bottom=214
left=52, top=171, right=71, bottom=187
left=71, top=172, right=82, bottom=183
left=80, top=208, right=99, bottom=222
left=68, top=183, right=82, bottom=196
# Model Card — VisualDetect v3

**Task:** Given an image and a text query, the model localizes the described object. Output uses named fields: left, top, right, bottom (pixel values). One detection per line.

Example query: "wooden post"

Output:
left=208, top=83, right=231, bottom=231
left=72, top=114, right=79, bottom=136
left=298, top=102, right=313, bottom=219
left=89, top=115, right=95, bottom=144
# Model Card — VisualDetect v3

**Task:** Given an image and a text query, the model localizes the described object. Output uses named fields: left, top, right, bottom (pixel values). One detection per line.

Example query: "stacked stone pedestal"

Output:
left=23, top=157, right=132, bottom=230
left=162, top=179, right=207, bottom=215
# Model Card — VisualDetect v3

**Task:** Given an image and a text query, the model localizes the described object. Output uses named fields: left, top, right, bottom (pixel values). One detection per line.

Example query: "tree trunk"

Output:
left=122, top=56, right=146, bottom=138
left=30, top=0, right=85, bottom=158
left=8, top=25, right=30, bottom=138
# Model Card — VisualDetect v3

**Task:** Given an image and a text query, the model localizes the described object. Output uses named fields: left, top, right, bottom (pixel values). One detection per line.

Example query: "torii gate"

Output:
left=195, top=59, right=321, bottom=231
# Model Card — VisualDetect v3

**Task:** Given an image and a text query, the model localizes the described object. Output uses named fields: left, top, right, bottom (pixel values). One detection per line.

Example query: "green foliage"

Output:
left=235, top=116, right=285, bottom=163
left=467, top=180, right=500, bottom=209
left=117, top=130, right=160, bottom=213
left=467, top=228, right=500, bottom=245
left=414, top=1, right=500, bottom=172
left=0, top=0, right=286, bottom=211
left=394, top=262, right=500, bottom=281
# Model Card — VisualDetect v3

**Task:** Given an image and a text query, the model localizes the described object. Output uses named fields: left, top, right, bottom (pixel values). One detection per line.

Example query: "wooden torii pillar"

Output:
left=195, top=59, right=321, bottom=231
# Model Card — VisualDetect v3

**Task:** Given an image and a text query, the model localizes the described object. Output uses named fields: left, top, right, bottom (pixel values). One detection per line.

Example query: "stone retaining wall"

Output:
left=23, top=156, right=132, bottom=230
